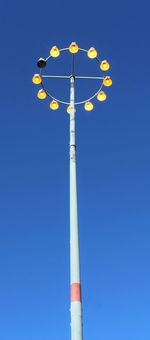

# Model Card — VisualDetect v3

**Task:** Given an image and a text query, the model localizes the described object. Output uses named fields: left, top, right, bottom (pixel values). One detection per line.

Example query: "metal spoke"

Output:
left=75, top=76, right=104, bottom=80
left=71, top=54, right=75, bottom=76
left=42, top=75, right=70, bottom=79
left=42, top=75, right=105, bottom=80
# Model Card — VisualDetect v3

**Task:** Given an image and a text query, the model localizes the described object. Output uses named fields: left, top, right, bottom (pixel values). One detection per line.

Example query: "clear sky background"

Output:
left=0, top=0, right=150, bottom=339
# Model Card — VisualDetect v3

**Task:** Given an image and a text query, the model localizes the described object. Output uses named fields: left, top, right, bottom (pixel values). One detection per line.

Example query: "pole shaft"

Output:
left=70, top=76, right=83, bottom=340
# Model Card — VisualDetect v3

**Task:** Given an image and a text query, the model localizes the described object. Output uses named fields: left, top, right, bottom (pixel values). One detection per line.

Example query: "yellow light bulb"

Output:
left=49, top=100, right=59, bottom=110
left=69, top=42, right=79, bottom=54
left=37, top=89, right=47, bottom=100
left=100, top=60, right=110, bottom=71
left=87, top=47, right=97, bottom=59
left=50, top=46, right=60, bottom=57
left=103, top=76, right=112, bottom=87
left=84, top=101, right=94, bottom=111
left=97, top=91, right=107, bottom=101
left=67, top=106, right=76, bottom=114
left=32, top=74, right=42, bottom=84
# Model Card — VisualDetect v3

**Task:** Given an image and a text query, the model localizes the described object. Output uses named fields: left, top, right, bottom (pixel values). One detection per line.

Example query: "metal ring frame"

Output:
left=40, top=47, right=107, bottom=106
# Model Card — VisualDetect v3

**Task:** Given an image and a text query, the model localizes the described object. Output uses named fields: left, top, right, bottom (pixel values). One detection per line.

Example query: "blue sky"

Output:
left=0, top=0, right=150, bottom=339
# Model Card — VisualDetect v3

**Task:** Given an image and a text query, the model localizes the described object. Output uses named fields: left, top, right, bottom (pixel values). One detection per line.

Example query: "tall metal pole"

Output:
left=33, top=43, right=112, bottom=340
left=70, top=76, right=83, bottom=340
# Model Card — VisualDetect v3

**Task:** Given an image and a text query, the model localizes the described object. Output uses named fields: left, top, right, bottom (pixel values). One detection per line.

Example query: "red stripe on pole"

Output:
left=71, top=283, right=81, bottom=302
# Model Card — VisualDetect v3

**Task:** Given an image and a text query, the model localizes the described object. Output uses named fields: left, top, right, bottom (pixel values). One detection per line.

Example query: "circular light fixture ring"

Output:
left=38, top=46, right=110, bottom=106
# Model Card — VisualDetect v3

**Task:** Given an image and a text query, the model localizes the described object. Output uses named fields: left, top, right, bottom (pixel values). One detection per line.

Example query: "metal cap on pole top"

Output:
left=32, top=42, right=112, bottom=340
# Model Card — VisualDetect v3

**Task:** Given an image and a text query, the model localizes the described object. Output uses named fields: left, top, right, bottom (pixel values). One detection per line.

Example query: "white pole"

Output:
left=70, top=76, right=83, bottom=340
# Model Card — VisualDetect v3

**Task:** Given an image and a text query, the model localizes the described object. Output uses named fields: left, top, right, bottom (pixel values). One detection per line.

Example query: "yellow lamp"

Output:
left=87, top=47, right=97, bottom=59
left=32, top=74, right=42, bottom=84
left=67, top=106, right=76, bottom=114
left=84, top=101, right=94, bottom=111
left=100, top=60, right=110, bottom=71
left=49, top=100, right=59, bottom=110
left=103, top=76, right=112, bottom=87
left=97, top=91, right=107, bottom=101
left=37, top=89, right=47, bottom=100
left=50, top=46, right=60, bottom=57
left=69, top=42, right=79, bottom=54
